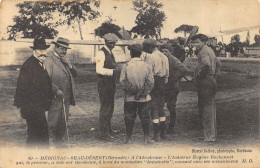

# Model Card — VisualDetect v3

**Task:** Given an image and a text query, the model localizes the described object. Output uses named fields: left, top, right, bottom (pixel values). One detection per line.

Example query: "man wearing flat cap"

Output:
left=191, top=34, right=221, bottom=143
left=120, top=44, right=154, bottom=144
left=142, top=39, right=169, bottom=141
left=96, top=33, right=120, bottom=141
left=14, top=37, right=52, bottom=148
left=160, top=44, right=188, bottom=134
left=44, top=37, right=77, bottom=147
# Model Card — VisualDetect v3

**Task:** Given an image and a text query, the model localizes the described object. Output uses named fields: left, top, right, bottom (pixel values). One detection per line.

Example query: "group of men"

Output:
left=96, top=33, right=221, bottom=144
left=14, top=32, right=221, bottom=148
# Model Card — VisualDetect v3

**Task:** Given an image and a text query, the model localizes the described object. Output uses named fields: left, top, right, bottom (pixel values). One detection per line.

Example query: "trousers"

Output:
left=166, top=87, right=179, bottom=124
left=150, top=76, right=166, bottom=120
left=48, top=97, right=70, bottom=143
left=196, top=75, right=217, bottom=141
left=97, top=77, right=116, bottom=137
left=124, top=101, right=151, bottom=136
left=26, top=113, right=49, bottom=148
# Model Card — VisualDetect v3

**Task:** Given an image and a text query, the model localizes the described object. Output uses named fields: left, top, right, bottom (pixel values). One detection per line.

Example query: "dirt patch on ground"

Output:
left=0, top=64, right=259, bottom=147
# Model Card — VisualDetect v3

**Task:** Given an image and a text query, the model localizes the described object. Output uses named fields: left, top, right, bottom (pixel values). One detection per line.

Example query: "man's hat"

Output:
left=142, top=38, right=157, bottom=47
left=30, top=38, right=50, bottom=50
left=103, top=33, right=119, bottom=42
left=52, top=37, right=71, bottom=49
left=128, top=44, right=143, bottom=52
left=191, top=34, right=208, bottom=42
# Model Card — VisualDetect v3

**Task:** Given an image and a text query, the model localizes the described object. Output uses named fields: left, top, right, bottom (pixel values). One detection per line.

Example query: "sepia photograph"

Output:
left=0, top=0, right=259, bottom=167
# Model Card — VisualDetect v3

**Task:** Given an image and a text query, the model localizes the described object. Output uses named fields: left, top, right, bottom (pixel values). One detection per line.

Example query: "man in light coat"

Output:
left=44, top=37, right=77, bottom=147
left=142, top=39, right=169, bottom=141
left=120, top=44, right=154, bottom=144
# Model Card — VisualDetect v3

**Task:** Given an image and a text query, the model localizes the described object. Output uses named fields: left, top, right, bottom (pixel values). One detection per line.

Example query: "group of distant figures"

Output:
left=162, top=37, right=245, bottom=58
left=14, top=32, right=221, bottom=149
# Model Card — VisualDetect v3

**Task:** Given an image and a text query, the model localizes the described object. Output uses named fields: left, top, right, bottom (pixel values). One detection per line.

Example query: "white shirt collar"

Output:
left=131, top=57, right=142, bottom=61
left=33, top=55, right=43, bottom=63
left=54, top=52, right=60, bottom=58
left=104, top=45, right=112, bottom=54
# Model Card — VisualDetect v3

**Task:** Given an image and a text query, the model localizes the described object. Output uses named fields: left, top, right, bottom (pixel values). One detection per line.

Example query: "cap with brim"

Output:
left=142, top=39, right=157, bottom=47
left=128, top=44, right=142, bottom=52
left=191, top=34, right=208, bottom=42
left=30, top=38, right=50, bottom=50
left=52, top=37, right=71, bottom=49
left=103, top=33, right=119, bottom=42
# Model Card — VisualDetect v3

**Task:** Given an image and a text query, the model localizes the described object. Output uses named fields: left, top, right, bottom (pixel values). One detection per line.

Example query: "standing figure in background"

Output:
left=160, top=44, right=188, bottom=134
left=120, top=44, right=154, bottom=144
left=142, top=39, right=169, bottom=141
left=44, top=37, right=77, bottom=147
left=226, top=38, right=240, bottom=57
left=14, top=37, right=52, bottom=148
left=96, top=33, right=120, bottom=141
left=174, top=37, right=186, bottom=63
left=191, top=34, right=221, bottom=143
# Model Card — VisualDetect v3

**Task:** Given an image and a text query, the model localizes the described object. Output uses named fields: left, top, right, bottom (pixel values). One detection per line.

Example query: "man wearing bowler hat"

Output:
left=14, top=37, right=52, bottom=148
left=96, top=33, right=120, bottom=141
left=44, top=37, right=77, bottom=147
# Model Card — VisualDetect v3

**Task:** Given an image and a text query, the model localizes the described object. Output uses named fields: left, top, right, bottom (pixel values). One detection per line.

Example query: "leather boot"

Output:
left=166, top=124, right=174, bottom=134
left=124, top=120, right=134, bottom=144
left=166, top=111, right=176, bottom=134
left=124, top=136, right=133, bottom=144
left=152, top=123, right=160, bottom=141
left=144, top=135, right=153, bottom=144
left=142, top=122, right=152, bottom=144
left=159, top=121, right=166, bottom=139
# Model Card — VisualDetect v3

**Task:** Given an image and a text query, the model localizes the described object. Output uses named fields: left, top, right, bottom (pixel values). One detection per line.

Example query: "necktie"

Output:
left=38, top=61, right=46, bottom=70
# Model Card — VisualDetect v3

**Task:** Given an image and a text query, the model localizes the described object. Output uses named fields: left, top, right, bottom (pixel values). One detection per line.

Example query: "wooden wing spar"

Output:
left=15, top=25, right=260, bottom=45
left=15, top=38, right=145, bottom=46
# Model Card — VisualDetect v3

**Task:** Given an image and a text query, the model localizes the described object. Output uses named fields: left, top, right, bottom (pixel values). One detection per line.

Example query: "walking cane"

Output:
left=62, top=98, right=71, bottom=148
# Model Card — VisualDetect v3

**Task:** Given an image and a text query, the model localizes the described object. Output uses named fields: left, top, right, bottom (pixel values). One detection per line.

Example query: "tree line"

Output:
left=7, top=0, right=196, bottom=41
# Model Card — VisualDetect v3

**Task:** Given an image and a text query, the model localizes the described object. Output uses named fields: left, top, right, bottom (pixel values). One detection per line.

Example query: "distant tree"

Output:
left=131, top=0, right=166, bottom=39
left=174, top=24, right=194, bottom=37
left=250, top=34, right=260, bottom=47
left=58, top=0, right=101, bottom=40
left=254, top=35, right=260, bottom=45
left=94, top=18, right=121, bottom=38
left=7, top=1, right=60, bottom=39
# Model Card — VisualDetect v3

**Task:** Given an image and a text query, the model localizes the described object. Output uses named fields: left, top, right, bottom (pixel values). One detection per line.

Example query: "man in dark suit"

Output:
left=44, top=37, right=77, bottom=147
left=14, top=37, right=52, bottom=148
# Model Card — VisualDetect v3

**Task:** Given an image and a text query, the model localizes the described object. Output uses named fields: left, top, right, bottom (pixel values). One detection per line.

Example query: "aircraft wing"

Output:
left=206, top=25, right=260, bottom=38
left=220, top=25, right=260, bottom=35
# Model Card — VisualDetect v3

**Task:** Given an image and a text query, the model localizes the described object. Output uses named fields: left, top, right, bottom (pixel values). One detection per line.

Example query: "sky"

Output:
left=0, top=0, right=260, bottom=43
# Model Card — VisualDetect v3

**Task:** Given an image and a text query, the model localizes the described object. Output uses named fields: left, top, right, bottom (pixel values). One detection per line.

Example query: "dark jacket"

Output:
left=165, top=53, right=188, bottom=92
left=14, top=56, right=52, bottom=119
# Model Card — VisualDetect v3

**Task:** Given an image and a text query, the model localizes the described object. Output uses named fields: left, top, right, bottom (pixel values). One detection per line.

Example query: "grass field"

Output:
left=0, top=61, right=259, bottom=147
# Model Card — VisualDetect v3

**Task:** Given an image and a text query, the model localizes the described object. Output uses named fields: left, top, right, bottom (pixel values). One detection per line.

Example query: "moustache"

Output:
left=39, top=55, right=47, bottom=57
